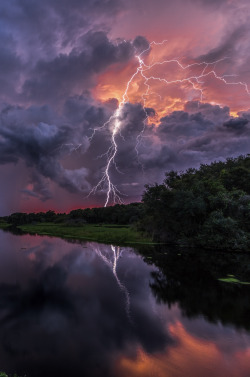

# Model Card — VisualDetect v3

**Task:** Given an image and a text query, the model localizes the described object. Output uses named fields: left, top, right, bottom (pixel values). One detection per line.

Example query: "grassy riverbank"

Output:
left=0, top=221, right=11, bottom=229
left=9, top=222, right=153, bottom=245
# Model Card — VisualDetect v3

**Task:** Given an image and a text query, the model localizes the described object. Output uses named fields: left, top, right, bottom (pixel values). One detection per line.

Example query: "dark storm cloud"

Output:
left=0, top=0, right=123, bottom=60
left=21, top=31, right=136, bottom=103
left=75, top=100, right=250, bottom=201
left=238, top=111, right=250, bottom=121
left=0, top=31, right=23, bottom=102
left=1, top=95, right=249, bottom=206
left=105, top=101, right=250, bottom=194
left=223, top=117, right=249, bottom=133
left=158, top=111, right=214, bottom=139
left=0, top=0, right=138, bottom=105
left=148, top=103, right=250, bottom=171
left=63, top=95, right=108, bottom=127
left=184, top=101, right=230, bottom=123
left=0, top=104, right=90, bottom=194
left=132, top=35, right=150, bottom=54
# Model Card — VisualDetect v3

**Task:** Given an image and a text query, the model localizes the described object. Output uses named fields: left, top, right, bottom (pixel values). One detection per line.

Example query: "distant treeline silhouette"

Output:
left=2, top=155, right=250, bottom=251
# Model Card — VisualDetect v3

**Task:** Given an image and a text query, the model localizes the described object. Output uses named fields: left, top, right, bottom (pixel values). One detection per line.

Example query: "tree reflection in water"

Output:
left=147, top=247, right=250, bottom=331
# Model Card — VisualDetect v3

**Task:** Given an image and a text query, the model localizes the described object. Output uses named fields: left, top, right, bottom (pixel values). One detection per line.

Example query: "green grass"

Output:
left=218, top=274, right=250, bottom=285
left=0, top=221, right=10, bottom=229
left=18, top=222, right=153, bottom=245
left=0, top=373, right=24, bottom=377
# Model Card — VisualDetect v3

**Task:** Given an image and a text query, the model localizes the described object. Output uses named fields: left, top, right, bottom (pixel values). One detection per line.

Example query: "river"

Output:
left=0, top=229, right=250, bottom=377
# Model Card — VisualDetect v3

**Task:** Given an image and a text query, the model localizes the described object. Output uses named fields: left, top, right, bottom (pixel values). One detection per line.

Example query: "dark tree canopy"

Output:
left=140, top=155, right=250, bottom=251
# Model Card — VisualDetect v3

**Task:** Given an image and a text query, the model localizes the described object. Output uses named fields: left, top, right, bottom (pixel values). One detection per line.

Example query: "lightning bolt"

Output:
left=90, top=243, right=131, bottom=321
left=88, top=40, right=250, bottom=206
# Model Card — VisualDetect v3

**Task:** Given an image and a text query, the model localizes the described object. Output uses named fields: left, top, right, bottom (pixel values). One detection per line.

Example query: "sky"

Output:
left=0, top=0, right=250, bottom=215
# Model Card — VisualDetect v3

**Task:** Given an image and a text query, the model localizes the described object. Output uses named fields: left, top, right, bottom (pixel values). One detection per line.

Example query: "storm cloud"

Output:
left=21, top=31, right=137, bottom=104
left=0, top=0, right=250, bottom=213
left=0, top=104, right=90, bottom=194
left=143, top=102, right=250, bottom=173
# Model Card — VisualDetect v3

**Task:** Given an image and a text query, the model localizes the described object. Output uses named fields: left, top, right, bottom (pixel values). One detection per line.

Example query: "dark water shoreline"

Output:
left=0, top=230, right=250, bottom=377
left=2, top=222, right=250, bottom=255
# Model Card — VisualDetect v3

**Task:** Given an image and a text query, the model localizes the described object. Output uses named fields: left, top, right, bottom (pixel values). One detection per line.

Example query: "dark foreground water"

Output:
left=1, top=230, right=250, bottom=377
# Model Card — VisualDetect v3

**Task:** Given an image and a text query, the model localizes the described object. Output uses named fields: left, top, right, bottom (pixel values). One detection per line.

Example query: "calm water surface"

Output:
left=0, top=229, right=250, bottom=377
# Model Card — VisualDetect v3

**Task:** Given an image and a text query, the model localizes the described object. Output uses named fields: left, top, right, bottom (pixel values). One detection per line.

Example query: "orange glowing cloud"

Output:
left=113, top=321, right=250, bottom=377
left=93, top=42, right=250, bottom=124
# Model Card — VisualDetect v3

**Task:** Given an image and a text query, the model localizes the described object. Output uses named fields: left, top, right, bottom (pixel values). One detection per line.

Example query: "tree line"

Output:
left=2, top=203, right=143, bottom=227
left=141, top=154, right=250, bottom=250
left=2, top=155, right=250, bottom=251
